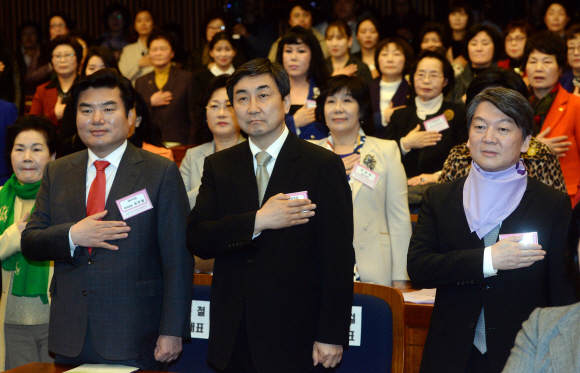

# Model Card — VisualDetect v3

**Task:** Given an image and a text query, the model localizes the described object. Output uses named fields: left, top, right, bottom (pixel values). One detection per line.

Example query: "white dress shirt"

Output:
left=69, top=141, right=128, bottom=255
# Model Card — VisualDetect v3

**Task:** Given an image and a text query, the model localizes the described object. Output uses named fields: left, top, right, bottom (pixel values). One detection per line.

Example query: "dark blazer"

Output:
left=135, top=66, right=197, bottom=145
left=21, top=143, right=193, bottom=360
left=407, top=176, right=579, bottom=373
left=191, top=68, right=216, bottom=108
left=387, top=100, right=467, bottom=178
left=187, top=132, right=355, bottom=373
left=369, top=78, right=410, bottom=138
left=326, top=56, right=373, bottom=85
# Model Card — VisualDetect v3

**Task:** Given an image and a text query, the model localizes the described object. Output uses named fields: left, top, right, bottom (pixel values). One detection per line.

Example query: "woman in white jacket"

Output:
left=312, top=75, right=412, bottom=288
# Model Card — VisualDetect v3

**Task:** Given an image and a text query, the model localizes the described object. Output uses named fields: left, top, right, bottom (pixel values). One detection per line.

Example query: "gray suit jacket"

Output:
left=21, top=143, right=192, bottom=360
left=502, top=302, right=580, bottom=373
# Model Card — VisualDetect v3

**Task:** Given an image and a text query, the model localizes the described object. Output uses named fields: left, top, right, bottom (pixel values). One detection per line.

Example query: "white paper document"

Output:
left=403, top=288, right=436, bottom=304
left=65, top=364, right=138, bottom=373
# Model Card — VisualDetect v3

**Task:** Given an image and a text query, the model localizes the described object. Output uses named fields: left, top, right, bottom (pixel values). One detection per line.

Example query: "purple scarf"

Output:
left=463, top=159, right=527, bottom=239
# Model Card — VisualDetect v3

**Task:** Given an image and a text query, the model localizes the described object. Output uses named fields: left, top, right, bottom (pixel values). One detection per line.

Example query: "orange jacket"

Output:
left=541, top=87, right=580, bottom=198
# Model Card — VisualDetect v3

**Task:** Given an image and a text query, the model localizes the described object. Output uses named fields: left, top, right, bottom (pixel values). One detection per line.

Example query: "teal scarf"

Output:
left=0, top=174, right=49, bottom=304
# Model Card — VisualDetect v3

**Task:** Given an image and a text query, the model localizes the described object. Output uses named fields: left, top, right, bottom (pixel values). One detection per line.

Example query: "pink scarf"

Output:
left=463, top=159, right=527, bottom=239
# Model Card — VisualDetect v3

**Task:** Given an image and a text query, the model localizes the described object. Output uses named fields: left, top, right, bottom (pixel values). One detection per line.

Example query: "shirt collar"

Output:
left=210, top=64, right=235, bottom=76
left=248, top=126, right=289, bottom=161
left=87, top=140, right=128, bottom=169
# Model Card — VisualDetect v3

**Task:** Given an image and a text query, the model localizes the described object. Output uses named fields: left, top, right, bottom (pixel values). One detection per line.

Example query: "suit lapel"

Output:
left=162, top=66, right=179, bottom=93
left=230, top=142, right=260, bottom=211
left=264, top=134, right=300, bottom=202
left=351, top=140, right=372, bottom=202
left=550, top=310, right=580, bottom=371
left=67, top=151, right=89, bottom=223
left=104, top=143, right=145, bottom=222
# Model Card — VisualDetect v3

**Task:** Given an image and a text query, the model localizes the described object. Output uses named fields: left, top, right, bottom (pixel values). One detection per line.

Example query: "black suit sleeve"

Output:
left=21, top=162, right=76, bottom=264
left=186, top=157, right=256, bottom=259
left=407, top=185, right=485, bottom=289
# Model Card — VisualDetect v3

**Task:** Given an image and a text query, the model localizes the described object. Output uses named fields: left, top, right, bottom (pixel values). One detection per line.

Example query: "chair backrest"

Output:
left=168, top=274, right=213, bottom=373
left=335, top=282, right=405, bottom=373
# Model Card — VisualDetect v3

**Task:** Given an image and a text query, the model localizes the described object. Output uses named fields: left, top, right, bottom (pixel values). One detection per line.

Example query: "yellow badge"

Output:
left=444, top=109, right=454, bottom=121
left=527, top=144, right=538, bottom=157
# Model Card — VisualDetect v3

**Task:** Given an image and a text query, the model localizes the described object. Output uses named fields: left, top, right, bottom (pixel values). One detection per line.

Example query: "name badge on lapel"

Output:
left=116, top=189, right=153, bottom=220
left=351, top=163, right=379, bottom=189
left=499, top=232, right=538, bottom=245
left=423, top=114, right=450, bottom=132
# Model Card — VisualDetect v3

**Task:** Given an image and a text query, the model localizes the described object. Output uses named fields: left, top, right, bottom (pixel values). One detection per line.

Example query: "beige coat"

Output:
left=312, top=135, right=411, bottom=285
left=0, top=195, right=53, bottom=371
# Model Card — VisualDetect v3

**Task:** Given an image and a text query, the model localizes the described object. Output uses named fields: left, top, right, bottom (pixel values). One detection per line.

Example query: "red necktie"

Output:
left=86, top=160, right=110, bottom=254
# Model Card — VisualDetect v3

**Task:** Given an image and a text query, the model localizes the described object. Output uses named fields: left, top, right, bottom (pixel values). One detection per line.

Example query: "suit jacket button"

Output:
left=88, top=259, right=93, bottom=265
left=247, top=258, right=253, bottom=264
left=82, top=290, right=87, bottom=296
left=469, top=322, right=475, bottom=328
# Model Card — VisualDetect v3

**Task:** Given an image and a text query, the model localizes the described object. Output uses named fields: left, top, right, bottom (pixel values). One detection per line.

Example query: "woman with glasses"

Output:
left=387, top=50, right=467, bottom=184
left=29, top=36, right=81, bottom=129
left=498, top=21, right=534, bottom=75
left=560, top=25, right=580, bottom=95
left=180, top=74, right=244, bottom=274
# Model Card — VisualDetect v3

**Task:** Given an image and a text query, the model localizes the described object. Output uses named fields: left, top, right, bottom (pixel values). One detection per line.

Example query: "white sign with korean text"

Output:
left=191, top=300, right=210, bottom=339
left=349, top=306, right=362, bottom=346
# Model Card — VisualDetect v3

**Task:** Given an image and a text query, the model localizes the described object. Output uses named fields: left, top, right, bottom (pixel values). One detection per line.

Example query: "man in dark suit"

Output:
left=187, top=58, right=355, bottom=373
left=407, top=87, right=579, bottom=373
left=21, top=69, right=192, bottom=370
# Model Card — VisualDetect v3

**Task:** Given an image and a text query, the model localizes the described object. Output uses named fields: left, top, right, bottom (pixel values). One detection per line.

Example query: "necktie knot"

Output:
left=94, top=160, right=110, bottom=172
left=256, top=151, right=272, bottom=167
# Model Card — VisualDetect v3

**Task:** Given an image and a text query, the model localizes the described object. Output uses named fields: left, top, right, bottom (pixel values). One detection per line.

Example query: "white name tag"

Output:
left=423, top=114, right=450, bottom=132
left=191, top=300, right=210, bottom=339
left=350, top=163, right=379, bottom=189
left=349, top=306, right=362, bottom=346
left=115, top=189, right=153, bottom=220
left=499, top=232, right=538, bottom=245
left=306, top=99, right=317, bottom=109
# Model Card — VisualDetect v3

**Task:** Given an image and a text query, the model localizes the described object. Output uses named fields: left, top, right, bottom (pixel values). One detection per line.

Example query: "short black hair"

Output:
left=466, top=87, right=533, bottom=140
left=315, top=75, right=374, bottom=135
left=276, top=26, right=330, bottom=88
left=503, top=20, right=534, bottom=40
left=465, top=67, right=528, bottom=107
left=464, top=24, right=503, bottom=64
left=18, top=21, right=43, bottom=45
left=542, top=0, right=571, bottom=18
left=288, top=1, right=314, bottom=19
left=565, top=24, right=580, bottom=42
left=419, top=22, right=448, bottom=49
left=147, top=30, right=176, bottom=51
left=198, top=74, right=231, bottom=143
left=447, top=1, right=473, bottom=29
left=5, top=115, right=58, bottom=172
left=410, top=50, right=455, bottom=97
left=374, top=37, right=414, bottom=77
left=72, top=68, right=135, bottom=118
left=49, top=35, right=83, bottom=66
left=130, top=91, right=166, bottom=148
left=227, top=58, right=291, bottom=104
left=48, top=12, right=75, bottom=34
left=102, top=3, right=130, bottom=31
left=209, top=31, right=236, bottom=51
left=326, top=19, right=352, bottom=39
left=81, top=46, right=120, bottom=77
left=356, top=15, right=382, bottom=40
left=524, top=30, right=567, bottom=69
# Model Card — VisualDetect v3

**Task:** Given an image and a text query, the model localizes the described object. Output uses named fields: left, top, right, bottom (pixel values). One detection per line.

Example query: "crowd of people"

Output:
left=0, top=0, right=579, bottom=372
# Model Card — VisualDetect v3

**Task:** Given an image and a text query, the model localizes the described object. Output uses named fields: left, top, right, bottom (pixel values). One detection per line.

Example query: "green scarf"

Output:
left=0, top=174, right=49, bottom=304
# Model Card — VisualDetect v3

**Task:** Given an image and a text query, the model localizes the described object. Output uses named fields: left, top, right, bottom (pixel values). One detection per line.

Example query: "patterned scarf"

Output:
left=529, top=84, right=560, bottom=135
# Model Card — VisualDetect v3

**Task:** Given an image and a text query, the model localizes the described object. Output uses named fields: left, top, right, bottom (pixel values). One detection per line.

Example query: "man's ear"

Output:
left=283, top=94, right=291, bottom=114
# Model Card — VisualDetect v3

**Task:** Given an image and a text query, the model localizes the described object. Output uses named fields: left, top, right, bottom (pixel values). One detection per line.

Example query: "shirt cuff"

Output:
left=69, top=227, right=77, bottom=257
left=400, top=139, right=410, bottom=155
left=252, top=232, right=261, bottom=240
left=483, top=246, right=498, bottom=278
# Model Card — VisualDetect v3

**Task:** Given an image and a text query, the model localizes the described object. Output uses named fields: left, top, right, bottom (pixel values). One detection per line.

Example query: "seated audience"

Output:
left=15, top=21, right=44, bottom=114
left=325, top=20, right=373, bottom=85
left=498, top=20, right=534, bottom=75
left=420, top=23, right=448, bottom=53
left=353, top=16, right=381, bottom=79
left=388, top=50, right=467, bottom=183
left=445, top=1, right=472, bottom=75
left=118, top=9, right=154, bottom=85
left=96, top=3, right=130, bottom=61
left=560, top=24, right=580, bottom=95
left=502, top=201, right=580, bottom=372
left=408, top=87, right=579, bottom=373
left=180, top=74, right=244, bottom=273
left=81, top=46, right=119, bottom=78
left=448, top=24, right=502, bottom=103
left=369, top=37, right=414, bottom=137
left=0, top=115, right=57, bottom=370
left=276, top=26, right=330, bottom=140
left=312, top=75, right=411, bottom=288
left=439, top=67, right=567, bottom=194
left=135, top=31, right=196, bottom=146
left=30, top=35, right=82, bottom=129
left=268, top=1, right=328, bottom=62
left=526, top=31, right=580, bottom=201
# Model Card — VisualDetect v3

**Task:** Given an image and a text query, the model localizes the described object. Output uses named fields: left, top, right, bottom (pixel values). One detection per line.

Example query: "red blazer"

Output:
left=541, top=87, right=580, bottom=199
left=30, top=81, right=59, bottom=127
